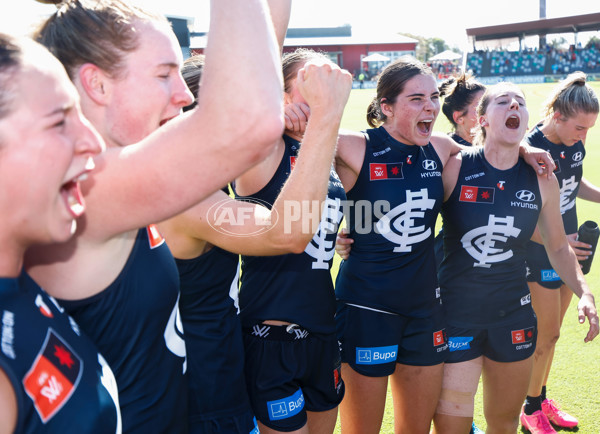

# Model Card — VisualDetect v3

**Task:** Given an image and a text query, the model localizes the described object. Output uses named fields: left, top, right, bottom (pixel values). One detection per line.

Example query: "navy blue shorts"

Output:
left=445, top=312, right=537, bottom=363
left=526, top=241, right=563, bottom=289
left=336, top=302, right=448, bottom=377
left=242, top=324, right=344, bottom=432
left=190, top=412, right=258, bottom=434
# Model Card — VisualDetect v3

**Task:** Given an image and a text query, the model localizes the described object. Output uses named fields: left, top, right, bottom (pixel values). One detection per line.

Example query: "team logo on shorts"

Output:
left=511, top=327, right=535, bottom=345
left=333, top=364, right=343, bottom=394
left=433, top=330, right=446, bottom=346
left=23, top=329, right=82, bottom=423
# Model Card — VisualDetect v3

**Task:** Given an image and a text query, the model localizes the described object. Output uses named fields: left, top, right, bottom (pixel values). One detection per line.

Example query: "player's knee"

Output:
left=435, top=358, right=482, bottom=417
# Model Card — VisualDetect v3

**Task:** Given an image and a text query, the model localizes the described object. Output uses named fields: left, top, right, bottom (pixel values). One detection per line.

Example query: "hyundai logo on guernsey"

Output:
left=267, top=388, right=305, bottom=421
left=541, top=269, right=561, bottom=282
left=572, top=152, right=583, bottom=162
left=515, top=190, right=535, bottom=202
left=356, top=345, right=398, bottom=365
left=448, top=336, right=473, bottom=352
left=422, top=159, right=437, bottom=171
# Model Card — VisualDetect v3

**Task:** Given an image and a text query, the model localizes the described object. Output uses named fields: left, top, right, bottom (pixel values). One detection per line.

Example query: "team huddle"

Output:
left=0, top=1, right=598, bottom=434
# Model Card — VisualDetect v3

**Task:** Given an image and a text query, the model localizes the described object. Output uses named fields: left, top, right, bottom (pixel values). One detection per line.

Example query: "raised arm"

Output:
left=83, top=0, right=284, bottom=240
left=537, top=174, right=599, bottom=342
left=160, top=60, right=352, bottom=257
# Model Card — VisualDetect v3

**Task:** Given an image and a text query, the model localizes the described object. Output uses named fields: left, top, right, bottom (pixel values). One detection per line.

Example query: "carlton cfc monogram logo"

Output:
left=376, top=189, right=436, bottom=252
left=559, top=175, right=578, bottom=214
left=304, top=197, right=343, bottom=269
left=461, top=214, right=521, bottom=268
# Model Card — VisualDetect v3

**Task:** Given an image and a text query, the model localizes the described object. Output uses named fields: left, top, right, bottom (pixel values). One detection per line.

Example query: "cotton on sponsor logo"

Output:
left=1, top=311, right=15, bottom=359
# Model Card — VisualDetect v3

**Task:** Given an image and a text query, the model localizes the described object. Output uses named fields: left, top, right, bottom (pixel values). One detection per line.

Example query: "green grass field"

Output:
left=332, top=83, right=600, bottom=433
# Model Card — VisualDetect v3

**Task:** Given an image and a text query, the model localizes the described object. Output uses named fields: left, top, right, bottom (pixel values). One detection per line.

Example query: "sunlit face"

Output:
left=104, top=20, right=193, bottom=147
left=480, top=85, right=529, bottom=147
left=553, top=110, right=598, bottom=146
left=381, top=74, right=440, bottom=147
left=455, top=89, right=484, bottom=142
left=0, top=44, right=103, bottom=248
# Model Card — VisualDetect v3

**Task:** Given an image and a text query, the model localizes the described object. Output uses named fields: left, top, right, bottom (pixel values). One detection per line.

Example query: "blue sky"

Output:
left=4, top=1, right=599, bottom=49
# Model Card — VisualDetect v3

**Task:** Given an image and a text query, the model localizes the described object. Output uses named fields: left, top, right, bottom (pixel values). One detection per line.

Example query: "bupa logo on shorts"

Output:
left=267, top=388, right=305, bottom=421
left=448, top=336, right=473, bottom=352
left=355, top=345, right=398, bottom=365
left=541, top=269, right=560, bottom=282
left=572, top=152, right=583, bottom=162
left=422, top=159, right=438, bottom=171
left=515, top=190, right=535, bottom=202
left=511, top=327, right=535, bottom=344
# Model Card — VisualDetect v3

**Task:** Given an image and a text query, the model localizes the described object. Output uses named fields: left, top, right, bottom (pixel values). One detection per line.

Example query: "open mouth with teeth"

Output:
left=417, top=120, right=433, bottom=134
left=505, top=115, right=520, bottom=129
left=60, top=158, right=95, bottom=218
left=61, top=179, right=85, bottom=218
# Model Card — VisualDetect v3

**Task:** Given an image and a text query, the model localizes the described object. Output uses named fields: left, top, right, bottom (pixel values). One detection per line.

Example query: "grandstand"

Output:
left=464, top=13, right=600, bottom=82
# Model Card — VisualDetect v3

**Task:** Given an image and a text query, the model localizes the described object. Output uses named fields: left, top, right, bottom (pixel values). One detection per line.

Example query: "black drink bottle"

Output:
left=577, top=220, right=599, bottom=275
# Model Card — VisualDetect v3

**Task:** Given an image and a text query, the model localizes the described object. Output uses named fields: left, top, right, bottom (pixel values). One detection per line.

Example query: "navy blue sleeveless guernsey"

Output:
left=439, top=148, right=542, bottom=327
left=335, top=126, right=444, bottom=316
left=450, top=133, right=472, bottom=147
left=233, top=135, right=346, bottom=335
left=52, top=226, right=187, bottom=433
left=176, top=246, right=254, bottom=425
left=525, top=126, right=585, bottom=234
left=1, top=275, right=120, bottom=433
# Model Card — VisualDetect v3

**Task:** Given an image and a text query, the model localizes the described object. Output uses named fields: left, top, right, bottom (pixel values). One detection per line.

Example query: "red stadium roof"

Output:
left=466, top=13, right=600, bottom=42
